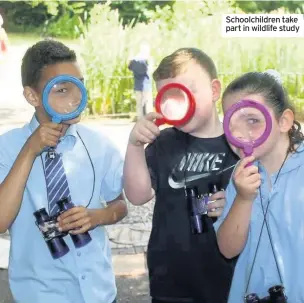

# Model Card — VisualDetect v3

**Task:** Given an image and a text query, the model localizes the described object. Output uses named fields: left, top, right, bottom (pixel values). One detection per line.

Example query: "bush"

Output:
left=1, top=1, right=93, bottom=38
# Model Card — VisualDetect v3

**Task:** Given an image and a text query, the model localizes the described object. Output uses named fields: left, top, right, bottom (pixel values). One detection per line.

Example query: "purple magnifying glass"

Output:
left=223, top=100, right=272, bottom=166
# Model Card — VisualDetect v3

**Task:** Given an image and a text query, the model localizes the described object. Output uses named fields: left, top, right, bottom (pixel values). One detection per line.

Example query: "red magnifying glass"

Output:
left=154, top=83, right=196, bottom=127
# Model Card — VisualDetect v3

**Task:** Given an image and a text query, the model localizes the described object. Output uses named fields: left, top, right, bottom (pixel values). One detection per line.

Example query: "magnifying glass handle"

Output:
left=155, top=118, right=165, bottom=127
left=244, top=151, right=253, bottom=167
left=52, top=117, right=61, bottom=124
left=245, top=162, right=252, bottom=168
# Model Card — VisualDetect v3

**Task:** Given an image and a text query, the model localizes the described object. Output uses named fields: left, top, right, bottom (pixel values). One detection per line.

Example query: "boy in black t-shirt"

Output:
left=123, top=48, right=239, bottom=303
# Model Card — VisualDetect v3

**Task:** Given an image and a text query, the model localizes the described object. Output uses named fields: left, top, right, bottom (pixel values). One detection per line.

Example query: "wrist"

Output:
left=128, top=140, right=145, bottom=150
left=235, top=194, right=254, bottom=204
left=23, top=141, right=38, bottom=160
left=88, top=209, right=103, bottom=228
left=128, top=137, right=143, bottom=147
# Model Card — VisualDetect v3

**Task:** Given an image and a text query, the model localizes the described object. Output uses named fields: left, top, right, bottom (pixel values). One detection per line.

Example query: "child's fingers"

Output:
left=138, top=127, right=157, bottom=141
left=207, top=207, right=224, bottom=218
left=207, top=198, right=225, bottom=210
left=209, top=191, right=225, bottom=201
left=144, top=120, right=161, bottom=136
left=242, top=165, right=259, bottom=177
left=145, top=112, right=163, bottom=121
left=246, top=173, right=261, bottom=184
left=45, top=122, right=64, bottom=131
left=136, top=133, right=154, bottom=144
left=69, top=223, right=91, bottom=234
left=234, top=156, right=255, bottom=176
left=252, top=179, right=262, bottom=190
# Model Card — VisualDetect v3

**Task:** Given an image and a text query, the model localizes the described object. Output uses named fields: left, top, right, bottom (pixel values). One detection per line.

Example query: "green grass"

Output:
left=8, top=33, right=40, bottom=46
left=8, top=33, right=77, bottom=47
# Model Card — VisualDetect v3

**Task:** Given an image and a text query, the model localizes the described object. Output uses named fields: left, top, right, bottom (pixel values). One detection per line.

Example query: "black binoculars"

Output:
left=185, top=186, right=209, bottom=234
left=34, top=198, right=92, bottom=259
left=245, top=285, right=287, bottom=303
left=185, top=183, right=222, bottom=234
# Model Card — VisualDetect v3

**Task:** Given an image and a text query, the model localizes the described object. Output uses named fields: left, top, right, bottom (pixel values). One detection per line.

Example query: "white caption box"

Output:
left=222, top=14, right=304, bottom=37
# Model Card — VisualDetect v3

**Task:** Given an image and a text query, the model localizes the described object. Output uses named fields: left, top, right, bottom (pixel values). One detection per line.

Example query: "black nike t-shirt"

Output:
left=145, top=127, right=239, bottom=303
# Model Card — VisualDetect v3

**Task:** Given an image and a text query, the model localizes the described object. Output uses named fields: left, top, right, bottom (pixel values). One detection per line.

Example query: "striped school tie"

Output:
left=45, top=150, right=71, bottom=216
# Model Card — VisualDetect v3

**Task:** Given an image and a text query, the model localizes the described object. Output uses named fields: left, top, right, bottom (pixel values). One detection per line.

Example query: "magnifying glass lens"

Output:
left=228, top=107, right=267, bottom=144
left=49, top=81, right=82, bottom=115
left=159, top=87, right=190, bottom=120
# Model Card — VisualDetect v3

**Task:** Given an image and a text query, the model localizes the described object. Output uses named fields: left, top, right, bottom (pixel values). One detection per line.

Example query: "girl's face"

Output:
left=222, top=92, right=284, bottom=160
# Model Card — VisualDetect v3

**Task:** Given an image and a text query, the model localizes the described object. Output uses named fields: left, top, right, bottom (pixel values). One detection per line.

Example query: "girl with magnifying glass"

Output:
left=215, top=71, right=304, bottom=302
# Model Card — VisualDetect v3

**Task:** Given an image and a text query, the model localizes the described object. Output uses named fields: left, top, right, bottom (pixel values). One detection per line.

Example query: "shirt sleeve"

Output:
left=145, top=142, right=158, bottom=192
left=213, top=172, right=237, bottom=233
left=100, top=138, right=124, bottom=203
left=0, top=137, right=13, bottom=184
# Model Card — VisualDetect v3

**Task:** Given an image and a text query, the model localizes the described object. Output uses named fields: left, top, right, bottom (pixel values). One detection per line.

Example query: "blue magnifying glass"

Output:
left=42, top=75, right=87, bottom=123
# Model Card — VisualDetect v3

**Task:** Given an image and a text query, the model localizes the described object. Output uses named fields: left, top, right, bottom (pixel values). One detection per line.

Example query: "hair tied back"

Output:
left=264, top=69, right=282, bottom=85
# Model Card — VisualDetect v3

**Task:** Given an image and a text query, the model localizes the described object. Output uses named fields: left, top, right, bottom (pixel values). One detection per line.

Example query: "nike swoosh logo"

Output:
left=168, top=164, right=236, bottom=189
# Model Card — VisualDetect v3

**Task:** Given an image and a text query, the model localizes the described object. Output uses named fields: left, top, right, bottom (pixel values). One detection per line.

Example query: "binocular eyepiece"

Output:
left=185, top=186, right=209, bottom=234
left=245, top=285, right=287, bottom=303
left=34, top=198, right=92, bottom=259
left=185, top=183, right=223, bottom=234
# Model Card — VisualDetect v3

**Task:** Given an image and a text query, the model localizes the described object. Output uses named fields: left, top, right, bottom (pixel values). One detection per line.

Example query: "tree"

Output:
left=235, top=1, right=304, bottom=13
left=106, top=0, right=174, bottom=25
left=0, top=1, right=95, bottom=35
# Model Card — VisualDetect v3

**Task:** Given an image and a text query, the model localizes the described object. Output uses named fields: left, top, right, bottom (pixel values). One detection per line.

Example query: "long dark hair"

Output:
left=222, top=71, right=304, bottom=153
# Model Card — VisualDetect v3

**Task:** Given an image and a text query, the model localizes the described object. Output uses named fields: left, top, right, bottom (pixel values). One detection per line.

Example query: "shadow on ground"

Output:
left=0, top=270, right=150, bottom=303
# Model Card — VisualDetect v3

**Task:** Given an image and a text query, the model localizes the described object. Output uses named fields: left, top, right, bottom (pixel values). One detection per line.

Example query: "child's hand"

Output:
left=129, top=112, right=162, bottom=146
left=234, top=156, right=261, bottom=202
left=57, top=206, right=93, bottom=234
left=27, top=122, right=63, bottom=155
left=207, top=190, right=225, bottom=218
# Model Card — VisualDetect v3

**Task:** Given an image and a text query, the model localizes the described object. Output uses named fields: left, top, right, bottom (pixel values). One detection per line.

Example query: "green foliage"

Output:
left=0, top=0, right=93, bottom=37
left=108, top=0, right=174, bottom=25
left=80, top=1, right=304, bottom=117
left=28, top=0, right=66, bottom=15
left=235, top=1, right=304, bottom=13
left=3, top=1, right=303, bottom=118
left=80, top=3, right=135, bottom=114
left=2, top=0, right=304, bottom=38
left=0, top=1, right=49, bottom=33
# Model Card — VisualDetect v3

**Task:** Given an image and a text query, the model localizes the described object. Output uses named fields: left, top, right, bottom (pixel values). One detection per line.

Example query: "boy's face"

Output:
left=25, top=61, right=84, bottom=125
left=155, top=60, right=221, bottom=134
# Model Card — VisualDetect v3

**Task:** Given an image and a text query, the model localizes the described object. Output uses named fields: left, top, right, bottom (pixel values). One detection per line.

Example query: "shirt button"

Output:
left=81, top=275, right=85, bottom=280
left=77, top=252, right=81, bottom=256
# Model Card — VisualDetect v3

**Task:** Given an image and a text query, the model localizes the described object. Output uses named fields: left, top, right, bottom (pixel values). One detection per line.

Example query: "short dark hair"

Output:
left=21, top=39, right=77, bottom=88
left=222, top=72, right=304, bottom=153
left=153, top=47, right=217, bottom=81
